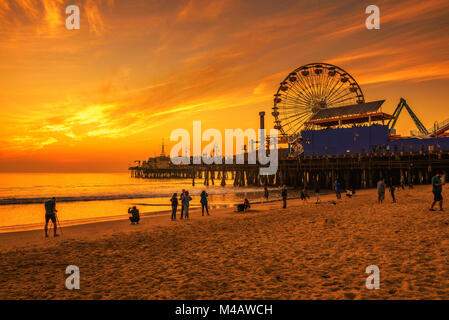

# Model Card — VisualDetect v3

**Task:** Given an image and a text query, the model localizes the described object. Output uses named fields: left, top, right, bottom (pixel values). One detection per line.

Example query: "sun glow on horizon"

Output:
left=1, top=0, right=449, bottom=172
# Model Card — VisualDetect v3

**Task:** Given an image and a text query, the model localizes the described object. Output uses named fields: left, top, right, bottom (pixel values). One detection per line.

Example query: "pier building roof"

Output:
left=305, top=100, right=393, bottom=127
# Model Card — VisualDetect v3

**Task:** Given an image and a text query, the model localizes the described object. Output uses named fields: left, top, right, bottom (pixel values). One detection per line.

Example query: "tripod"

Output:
left=47, top=212, right=63, bottom=236
left=55, top=213, right=63, bottom=236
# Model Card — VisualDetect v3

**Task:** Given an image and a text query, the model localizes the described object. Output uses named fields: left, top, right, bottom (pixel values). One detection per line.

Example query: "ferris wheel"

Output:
left=272, top=63, right=365, bottom=141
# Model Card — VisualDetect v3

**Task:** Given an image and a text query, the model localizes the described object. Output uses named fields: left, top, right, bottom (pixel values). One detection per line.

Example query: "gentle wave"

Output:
left=0, top=188, right=267, bottom=206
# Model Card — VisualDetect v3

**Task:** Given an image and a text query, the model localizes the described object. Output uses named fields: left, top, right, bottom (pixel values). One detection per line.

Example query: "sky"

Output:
left=1, top=0, right=449, bottom=172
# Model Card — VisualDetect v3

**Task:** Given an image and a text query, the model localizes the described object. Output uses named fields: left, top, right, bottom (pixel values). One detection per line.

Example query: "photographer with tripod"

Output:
left=44, top=197, right=60, bottom=237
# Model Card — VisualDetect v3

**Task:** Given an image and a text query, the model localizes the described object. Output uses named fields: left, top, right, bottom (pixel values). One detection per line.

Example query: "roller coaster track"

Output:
left=428, top=118, right=449, bottom=136
left=388, top=98, right=428, bottom=135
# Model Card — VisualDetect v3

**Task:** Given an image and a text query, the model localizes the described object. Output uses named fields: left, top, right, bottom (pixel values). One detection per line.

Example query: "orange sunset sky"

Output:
left=1, top=0, right=449, bottom=172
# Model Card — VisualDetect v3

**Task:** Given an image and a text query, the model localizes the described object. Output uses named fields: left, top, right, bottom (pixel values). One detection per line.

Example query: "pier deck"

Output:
left=129, top=150, right=449, bottom=189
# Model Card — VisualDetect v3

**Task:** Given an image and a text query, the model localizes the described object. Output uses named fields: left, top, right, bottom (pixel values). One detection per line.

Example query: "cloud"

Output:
left=0, top=0, right=115, bottom=36
left=10, top=136, right=58, bottom=151
left=0, top=0, right=10, bottom=20
left=358, top=60, right=449, bottom=85
left=1, top=0, right=449, bottom=170
left=177, top=0, right=232, bottom=22
left=85, top=0, right=105, bottom=35
left=324, top=0, right=449, bottom=39
left=41, top=0, right=64, bottom=31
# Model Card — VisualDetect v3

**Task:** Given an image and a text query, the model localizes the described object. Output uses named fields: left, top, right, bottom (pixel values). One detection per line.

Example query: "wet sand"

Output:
left=1, top=185, right=449, bottom=300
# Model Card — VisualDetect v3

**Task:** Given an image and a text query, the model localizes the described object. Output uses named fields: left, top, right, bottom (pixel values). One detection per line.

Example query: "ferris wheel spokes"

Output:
left=273, top=62, right=365, bottom=138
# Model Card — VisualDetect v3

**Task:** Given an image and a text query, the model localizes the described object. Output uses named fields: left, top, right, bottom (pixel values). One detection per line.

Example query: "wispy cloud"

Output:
left=10, top=136, right=58, bottom=151
left=177, top=0, right=233, bottom=22
left=1, top=0, right=449, bottom=171
left=0, top=0, right=115, bottom=36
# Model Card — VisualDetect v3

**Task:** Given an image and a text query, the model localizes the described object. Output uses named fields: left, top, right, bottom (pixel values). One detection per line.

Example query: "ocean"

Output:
left=0, top=172, right=282, bottom=233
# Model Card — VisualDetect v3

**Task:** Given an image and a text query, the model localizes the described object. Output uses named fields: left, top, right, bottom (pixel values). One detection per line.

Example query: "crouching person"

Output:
left=128, top=206, right=140, bottom=224
left=237, top=198, right=251, bottom=212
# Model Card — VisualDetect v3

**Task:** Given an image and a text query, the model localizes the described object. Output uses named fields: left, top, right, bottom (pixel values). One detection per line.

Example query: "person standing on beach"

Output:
left=264, top=186, right=269, bottom=201
left=182, top=191, right=192, bottom=219
left=334, top=180, right=341, bottom=199
left=400, top=175, right=405, bottom=190
left=315, top=185, right=320, bottom=204
left=300, top=188, right=308, bottom=202
left=389, top=183, right=396, bottom=203
left=170, top=193, right=178, bottom=220
left=200, top=190, right=210, bottom=216
left=377, top=178, right=386, bottom=204
left=44, top=197, right=59, bottom=237
left=179, top=189, right=185, bottom=219
left=430, top=172, right=445, bottom=211
left=281, top=185, right=287, bottom=208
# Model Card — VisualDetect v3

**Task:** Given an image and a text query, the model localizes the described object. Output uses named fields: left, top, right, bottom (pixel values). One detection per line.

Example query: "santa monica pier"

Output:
left=129, top=62, right=449, bottom=190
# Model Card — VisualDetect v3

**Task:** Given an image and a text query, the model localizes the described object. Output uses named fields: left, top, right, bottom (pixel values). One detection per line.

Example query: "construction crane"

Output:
left=387, top=98, right=428, bottom=135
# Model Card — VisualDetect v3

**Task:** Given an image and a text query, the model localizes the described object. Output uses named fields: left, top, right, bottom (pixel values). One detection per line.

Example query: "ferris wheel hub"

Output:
left=312, top=99, right=327, bottom=112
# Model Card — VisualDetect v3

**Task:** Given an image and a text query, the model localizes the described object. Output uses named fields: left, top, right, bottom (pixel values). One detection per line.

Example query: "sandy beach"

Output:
left=1, top=185, right=449, bottom=300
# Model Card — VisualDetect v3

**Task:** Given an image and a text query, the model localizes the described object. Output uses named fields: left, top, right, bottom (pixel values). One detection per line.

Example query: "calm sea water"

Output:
left=0, top=173, right=281, bottom=232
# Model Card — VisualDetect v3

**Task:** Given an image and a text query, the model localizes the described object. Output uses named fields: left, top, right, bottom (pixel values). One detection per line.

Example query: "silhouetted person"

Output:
left=377, top=178, right=386, bottom=204
left=281, top=185, right=287, bottom=208
left=244, top=198, right=250, bottom=211
left=300, top=188, right=308, bottom=202
left=334, top=180, right=341, bottom=199
left=200, top=190, right=209, bottom=216
left=180, top=189, right=185, bottom=219
left=182, top=191, right=192, bottom=219
left=430, top=172, right=445, bottom=211
left=44, top=197, right=58, bottom=237
left=237, top=198, right=251, bottom=212
left=389, top=184, right=396, bottom=203
left=315, top=185, right=320, bottom=204
left=264, top=186, right=269, bottom=200
left=170, top=193, right=178, bottom=220
left=128, top=206, right=140, bottom=224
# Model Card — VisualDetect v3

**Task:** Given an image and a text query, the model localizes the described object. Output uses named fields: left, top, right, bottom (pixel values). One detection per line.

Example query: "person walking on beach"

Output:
left=179, top=189, right=185, bottom=219
left=200, top=190, right=210, bottom=216
left=377, top=178, right=386, bottom=204
left=430, top=172, right=445, bottom=211
left=182, top=191, right=192, bottom=219
left=264, top=186, right=269, bottom=201
left=334, top=180, right=341, bottom=199
left=170, top=193, right=178, bottom=220
left=281, top=185, right=287, bottom=209
left=44, top=197, right=59, bottom=237
left=389, top=183, right=396, bottom=203
left=315, top=185, right=320, bottom=204
left=300, top=188, right=308, bottom=202
left=128, top=206, right=140, bottom=224
left=400, top=175, right=405, bottom=190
